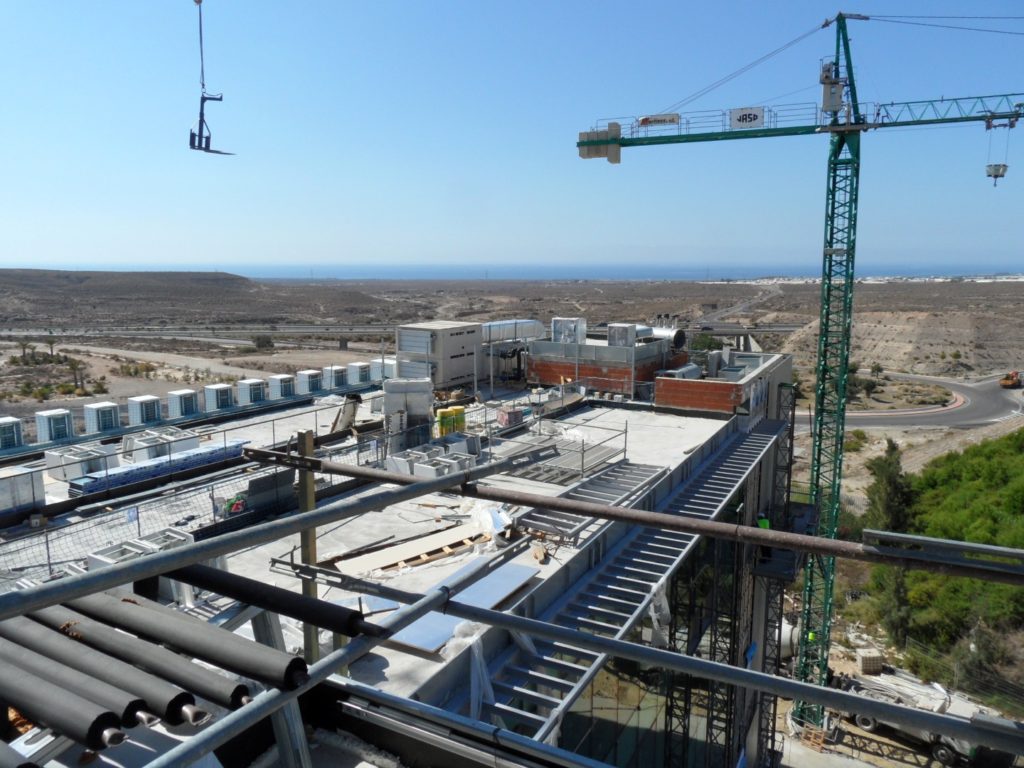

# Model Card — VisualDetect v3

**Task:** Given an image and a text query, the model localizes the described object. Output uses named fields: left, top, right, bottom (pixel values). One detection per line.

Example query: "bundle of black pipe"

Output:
left=0, top=613, right=211, bottom=723
left=65, top=592, right=308, bottom=689
left=0, top=639, right=157, bottom=728
left=0, top=662, right=123, bottom=750
left=0, top=740, right=40, bottom=768
left=19, top=607, right=243, bottom=713
left=169, top=563, right=386, bottom=638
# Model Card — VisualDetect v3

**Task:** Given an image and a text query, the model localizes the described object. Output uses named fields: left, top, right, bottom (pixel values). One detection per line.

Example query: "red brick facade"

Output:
left=653, top=377, right=744, bottom=414
left=528, top=352, right=688, bottom=394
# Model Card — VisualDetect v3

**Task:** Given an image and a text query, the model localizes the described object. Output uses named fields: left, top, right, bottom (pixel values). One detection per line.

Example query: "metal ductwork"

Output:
left=169, top=563, right=384, bottom=639
left=0, top=662, right=124, bottom=750
left=23, top=606, right=243, bottom=713
left=65, top=592, right=308, bottom=690
left=648, top=326, right=687, bottom=349
left=0, top=639, right=157, bottom=728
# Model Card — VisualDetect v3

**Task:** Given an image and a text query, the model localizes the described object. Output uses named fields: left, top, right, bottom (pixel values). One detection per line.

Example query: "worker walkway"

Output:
left=471, top=421, right=784, bottom=741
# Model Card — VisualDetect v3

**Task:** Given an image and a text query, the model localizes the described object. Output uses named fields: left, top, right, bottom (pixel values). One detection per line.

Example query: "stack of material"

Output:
left=856, top=647, right=885, bottom=675
left=497, top=407, right=524, bottom=428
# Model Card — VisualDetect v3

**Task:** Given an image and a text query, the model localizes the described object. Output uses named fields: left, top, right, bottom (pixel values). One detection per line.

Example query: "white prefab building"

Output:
left=268, top=374, right=295, bottom=399
left=236, top=378, right=267, bottom=406
left=347, top=362, right=371, bottom=385
left=204, top=384, right=234, bottom=412
left=35, top=409, right=74, bottom=443
left=127, top=395, right=162, bottom=426
left=167, top=389, right=200, bottom=419
left=323, top=366, right=347, bottom=389
left=0, top=417, right=24, bottom=450
left=296, top=370, right=323, bottom=395
left=83, top=402, right=121, bottom=434
left=396, top=321, right=482, bottom=390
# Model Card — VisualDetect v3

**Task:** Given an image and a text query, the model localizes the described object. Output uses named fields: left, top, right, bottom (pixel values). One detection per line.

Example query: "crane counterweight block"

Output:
left=577, top=122, right=621, bottom=163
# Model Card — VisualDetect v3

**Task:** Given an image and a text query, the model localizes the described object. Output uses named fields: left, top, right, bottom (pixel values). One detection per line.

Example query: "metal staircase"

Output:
left=469, top=423, right=783, bottom=747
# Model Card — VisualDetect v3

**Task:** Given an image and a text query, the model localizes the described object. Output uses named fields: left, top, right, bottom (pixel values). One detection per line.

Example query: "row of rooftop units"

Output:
left=0, top=362, right=392, bottom=451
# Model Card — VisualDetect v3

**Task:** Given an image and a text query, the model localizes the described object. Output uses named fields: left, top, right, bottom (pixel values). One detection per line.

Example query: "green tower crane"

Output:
left=577, top=12, right=1023, bottom=729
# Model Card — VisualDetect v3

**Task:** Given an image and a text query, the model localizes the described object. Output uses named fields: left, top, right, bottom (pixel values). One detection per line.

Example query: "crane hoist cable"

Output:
left=189, top=0, right=233, bottom=155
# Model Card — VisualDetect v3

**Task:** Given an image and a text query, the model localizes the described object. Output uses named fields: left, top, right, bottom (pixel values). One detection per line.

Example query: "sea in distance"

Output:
left=246, top=262, right=1022, bottom=282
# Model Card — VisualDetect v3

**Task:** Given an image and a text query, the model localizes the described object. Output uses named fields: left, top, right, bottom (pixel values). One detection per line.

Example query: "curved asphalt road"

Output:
left=846, top=373, right=1023, bottom=430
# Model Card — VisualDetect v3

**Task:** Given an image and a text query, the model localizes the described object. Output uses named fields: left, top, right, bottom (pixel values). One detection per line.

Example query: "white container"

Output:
left=322, top=366, right=347, bottom=389
left=236, top=378, right=267, bottom=406
left=83, top=402, right=120, bottom=434
left=268, top=374, right=295, bottom=399
left=296, top=370, right=323, bottom=394
left=204, top=383, right=234, bottom=412
left=128, top=395, right=162, bottom=426
left=35, top=408, right=74, bottom=443
left=0, top=416, right=23, bottom=449
left=347, top=362, right=371, bottom=385
left=167, top=389, right=199, bottom=419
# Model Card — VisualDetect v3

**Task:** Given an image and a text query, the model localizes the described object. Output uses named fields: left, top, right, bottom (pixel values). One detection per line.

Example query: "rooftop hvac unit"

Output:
left=83, top=402, right=120, bottom=434
left=370, top=357, right=396, bottom=382
left=44, top=445, right=117, bottom=482
left=552, top=317, right=587, bottom=344
left=137, top=528, right=197, bottom=605
left=128, top=395, right=162, bottom=426
left=167, top=389, right=199, bottom=419
left=268, top=374, right=295, bottom=399
left=481, top=319, right=545, bottom=344
left=296, top=370, right=323, bottom=394
left=347, top=362, right=371, bottom=384
left=0, top=417, right=23, bottom=450
left=322, top=366, right=347, bottom=389
left=87, top=539, right=158, bottom=595
left=675, top=363, right=702, bottom=380
left=236, top=378, right=266, bottom=406
left=35, top=408, right=73, bottom=443
left=607, top=323, right=637, bottom=348
left=204, top=383, right=234, bottom=412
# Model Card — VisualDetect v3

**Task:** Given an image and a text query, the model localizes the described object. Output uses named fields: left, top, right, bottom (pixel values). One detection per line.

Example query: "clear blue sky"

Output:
left=1, top=2, right=1021, bottom=278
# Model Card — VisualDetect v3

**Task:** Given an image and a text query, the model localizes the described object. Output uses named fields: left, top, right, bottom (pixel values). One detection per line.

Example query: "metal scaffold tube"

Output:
left=289, top=567, right=1024, bottom=758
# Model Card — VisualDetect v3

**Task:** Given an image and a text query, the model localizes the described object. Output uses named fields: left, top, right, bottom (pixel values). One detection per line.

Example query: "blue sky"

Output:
left=1, top=2, right=1021, bottom=278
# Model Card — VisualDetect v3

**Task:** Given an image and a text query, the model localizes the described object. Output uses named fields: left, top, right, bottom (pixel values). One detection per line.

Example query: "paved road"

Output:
left=795, top=373, right=1023, bottom=432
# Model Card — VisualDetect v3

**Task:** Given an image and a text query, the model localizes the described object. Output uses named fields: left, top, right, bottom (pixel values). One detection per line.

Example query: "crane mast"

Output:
left=576, top=11, right=1023, bottom=744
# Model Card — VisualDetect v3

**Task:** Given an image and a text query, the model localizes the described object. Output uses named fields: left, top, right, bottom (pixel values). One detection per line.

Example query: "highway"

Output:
left=794, top=373, right=1024, bottom=432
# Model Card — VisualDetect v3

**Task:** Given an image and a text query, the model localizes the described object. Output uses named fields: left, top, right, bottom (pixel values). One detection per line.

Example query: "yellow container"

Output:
left=449, top=405, right=466, bottom=432
left=436, top=408, right=453, bottom=437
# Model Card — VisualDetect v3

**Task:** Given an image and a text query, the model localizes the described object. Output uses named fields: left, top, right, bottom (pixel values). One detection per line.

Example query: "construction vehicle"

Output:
left=999, top=371, right=1021, bottom=389
left=840, top=670, right=984, bottom=765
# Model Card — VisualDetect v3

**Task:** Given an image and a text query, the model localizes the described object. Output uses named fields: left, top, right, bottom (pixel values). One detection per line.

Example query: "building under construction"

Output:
left=2, top=314, right=1022, bottom=768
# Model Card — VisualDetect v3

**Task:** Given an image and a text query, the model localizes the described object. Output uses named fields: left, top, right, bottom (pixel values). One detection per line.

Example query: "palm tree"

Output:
left=26, top=344, right=37, bottom=364
left=17, top=340, right=30, bottom=364
left=67, top=359, right=85, bottom=390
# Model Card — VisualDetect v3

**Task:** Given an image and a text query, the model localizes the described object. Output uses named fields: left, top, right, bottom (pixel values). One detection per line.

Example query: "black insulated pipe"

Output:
left=65, top=592, right=308, bottom=690
left=0, top=662, right=124, bottom=750
left=0, top=639, right=155, bottom=729
left=21, top=606, right=240, bottom=714
left=169, top=563, right=385, bottom=638
left=0, top=613, right=206, bottom=724
left=0, top=740, right=40, bottom=768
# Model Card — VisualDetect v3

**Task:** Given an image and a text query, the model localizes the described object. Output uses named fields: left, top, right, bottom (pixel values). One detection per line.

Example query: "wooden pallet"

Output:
left=801, top=725, right=827, bottom=752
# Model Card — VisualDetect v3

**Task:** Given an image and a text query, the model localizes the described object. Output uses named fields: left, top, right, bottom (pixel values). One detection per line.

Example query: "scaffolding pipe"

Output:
left=0, top=639, right=158, bottom=728
left=285, top=455, right=1024, bottom=586
left=0, top=456, right=523, bottom=623
left=168, top=563, right=383, bottom=639
left=23, top=606, right=239, bottom=715
left=290, top=568, right=1024, bottom=758
left=144, top=556, right=497, bottom=768
left=65, top=592, right=308, bottom=690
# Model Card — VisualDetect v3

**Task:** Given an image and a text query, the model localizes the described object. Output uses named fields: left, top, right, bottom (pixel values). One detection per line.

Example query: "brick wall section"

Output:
left=654, top=377, right=744, bottom=414
left=528, top=352, right=688, bottom=394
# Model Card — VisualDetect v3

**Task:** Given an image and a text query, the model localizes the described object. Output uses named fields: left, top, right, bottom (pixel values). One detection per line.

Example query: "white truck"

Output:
left=841, top=669, right=982, bottom=765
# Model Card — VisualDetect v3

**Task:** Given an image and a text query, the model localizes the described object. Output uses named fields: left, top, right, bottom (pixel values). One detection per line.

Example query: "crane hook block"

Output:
left=986, top=163, right=1008, bottom=186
